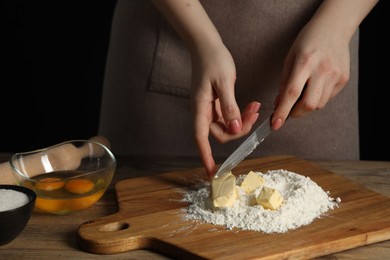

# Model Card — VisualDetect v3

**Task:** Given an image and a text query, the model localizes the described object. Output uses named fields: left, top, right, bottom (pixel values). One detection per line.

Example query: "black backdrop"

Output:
left=1, top=1, right=388, bottom=161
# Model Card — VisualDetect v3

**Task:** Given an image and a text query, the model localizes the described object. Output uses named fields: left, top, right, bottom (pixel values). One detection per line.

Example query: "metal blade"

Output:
left=214, top=115, right=273, bottom=178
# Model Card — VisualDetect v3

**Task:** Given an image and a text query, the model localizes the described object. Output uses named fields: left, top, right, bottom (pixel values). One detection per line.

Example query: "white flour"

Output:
left=181, top=169, right=340, bottom=233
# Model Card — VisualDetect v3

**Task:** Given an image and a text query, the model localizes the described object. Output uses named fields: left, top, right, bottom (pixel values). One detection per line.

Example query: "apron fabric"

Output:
left=98, top=0, right=360, bottom=161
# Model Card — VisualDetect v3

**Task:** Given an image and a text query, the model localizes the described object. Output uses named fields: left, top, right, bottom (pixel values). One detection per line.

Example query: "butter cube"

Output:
left=240, top=171, right=265, bottom=194
left=211, top=172, right=238, bottom=208
left=256, top=187, right=284, bottom=210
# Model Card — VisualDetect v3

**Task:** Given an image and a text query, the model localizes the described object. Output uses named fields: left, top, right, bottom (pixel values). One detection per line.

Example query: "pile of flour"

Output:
left=181, top=169, right=340, bottom=233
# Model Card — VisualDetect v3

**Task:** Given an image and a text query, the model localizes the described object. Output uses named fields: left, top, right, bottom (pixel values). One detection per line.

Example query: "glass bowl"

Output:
left=0, top=184, right=36, bottom=245
left=9, top=139, right=116, bottom=215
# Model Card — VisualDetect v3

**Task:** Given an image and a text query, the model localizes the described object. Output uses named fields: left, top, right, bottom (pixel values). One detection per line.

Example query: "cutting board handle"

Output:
left=77, top=209, right=199, bottom=258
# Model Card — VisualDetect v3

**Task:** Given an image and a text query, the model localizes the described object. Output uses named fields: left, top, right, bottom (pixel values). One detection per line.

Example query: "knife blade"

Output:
left=213, top=114, right=273, bottom=178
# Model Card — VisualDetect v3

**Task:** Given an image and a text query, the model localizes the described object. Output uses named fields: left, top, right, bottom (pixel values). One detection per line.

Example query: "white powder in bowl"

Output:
left=181, top=169, right=340, bottom=233
left=0, top=189, right=30, bottom=212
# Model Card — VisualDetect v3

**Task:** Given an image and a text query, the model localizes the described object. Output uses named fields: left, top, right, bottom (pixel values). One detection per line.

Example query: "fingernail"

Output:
left=229, top=119, right=241, bottom=134
left=254, top=102, right=261, bottom=111
left=272, top=118, right=283, bottom=130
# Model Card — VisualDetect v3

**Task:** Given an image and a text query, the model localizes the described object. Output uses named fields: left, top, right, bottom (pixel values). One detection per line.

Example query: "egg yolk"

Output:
left=65, top=178, right=94, bottom=194
left=36, top=177, right=65, bottom=191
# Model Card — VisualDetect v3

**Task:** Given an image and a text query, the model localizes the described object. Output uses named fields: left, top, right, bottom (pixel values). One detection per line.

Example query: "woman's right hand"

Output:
left=151, top=0, right=260, bottom=178
left=190, top=42, right=260, bottom=178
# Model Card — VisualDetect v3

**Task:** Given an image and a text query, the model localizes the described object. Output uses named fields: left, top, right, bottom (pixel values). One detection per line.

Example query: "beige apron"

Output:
left=99, top=0, right=359, bottom=161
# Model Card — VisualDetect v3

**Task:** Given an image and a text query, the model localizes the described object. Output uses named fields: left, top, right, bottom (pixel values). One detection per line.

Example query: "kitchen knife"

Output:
left=214, top=114, right=273, bottom=178
left=213, top=84, right=306, bottom=179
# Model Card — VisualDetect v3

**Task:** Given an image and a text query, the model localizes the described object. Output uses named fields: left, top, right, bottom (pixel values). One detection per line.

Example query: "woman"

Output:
left=99, top=0, right=378, bottom=178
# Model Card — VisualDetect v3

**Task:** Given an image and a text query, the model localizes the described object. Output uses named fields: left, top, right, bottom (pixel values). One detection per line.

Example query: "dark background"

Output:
left=1, top=1, right=388, bottom=161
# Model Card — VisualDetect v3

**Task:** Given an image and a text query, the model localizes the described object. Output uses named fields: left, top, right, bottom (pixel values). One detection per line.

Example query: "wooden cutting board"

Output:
left=77, top=156, right=390, bottom=259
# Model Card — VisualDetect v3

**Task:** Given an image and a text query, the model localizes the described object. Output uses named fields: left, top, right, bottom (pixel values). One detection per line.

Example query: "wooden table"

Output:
left=1, top=153, right=390, bottom=259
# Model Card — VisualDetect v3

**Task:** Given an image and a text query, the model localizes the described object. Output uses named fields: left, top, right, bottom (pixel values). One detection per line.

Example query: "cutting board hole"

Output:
left=98, top=222, right=129, bottom=232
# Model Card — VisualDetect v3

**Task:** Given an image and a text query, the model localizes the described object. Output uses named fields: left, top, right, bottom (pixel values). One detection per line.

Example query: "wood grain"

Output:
left=77, top=156, right=390, bottom=259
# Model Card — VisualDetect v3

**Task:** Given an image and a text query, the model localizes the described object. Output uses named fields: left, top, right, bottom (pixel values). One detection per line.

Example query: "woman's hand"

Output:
left=271, top=0, right=379, bottom=130
left=272, top=19, right=350, bottom=130
left=151, top=0, right=260, bottom=178
left=191, top=40, right=260, bottom=178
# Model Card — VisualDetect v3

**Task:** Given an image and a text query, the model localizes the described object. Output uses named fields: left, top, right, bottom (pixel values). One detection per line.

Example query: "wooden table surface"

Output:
left=1, top=153, right=390, bottom=259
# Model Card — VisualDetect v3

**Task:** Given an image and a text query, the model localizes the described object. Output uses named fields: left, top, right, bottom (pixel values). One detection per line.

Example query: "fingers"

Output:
left=193, top=102, right=217, bottom=179
left=272, top=47, right=350, bottom=131
left=272, top=54, right=309, bottom=130
left=196, top=135, right=216, bottom=179
left=241, top=101, right=261, bottom=132
left=210, top=101, right=260, bottom=143
left=196, top=101, right=260, bottom=179
left=214, top=89, right=243, bottom=135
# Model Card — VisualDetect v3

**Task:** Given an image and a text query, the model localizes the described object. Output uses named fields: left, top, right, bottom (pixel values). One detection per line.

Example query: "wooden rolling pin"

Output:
left=0, top=136, right=111, bottom=185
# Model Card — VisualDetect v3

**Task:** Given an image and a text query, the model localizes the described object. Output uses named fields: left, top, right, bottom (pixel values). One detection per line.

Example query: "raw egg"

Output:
left=65, top=179, right=94, bottom=194
left=35, top=177, right=65, bottom=191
